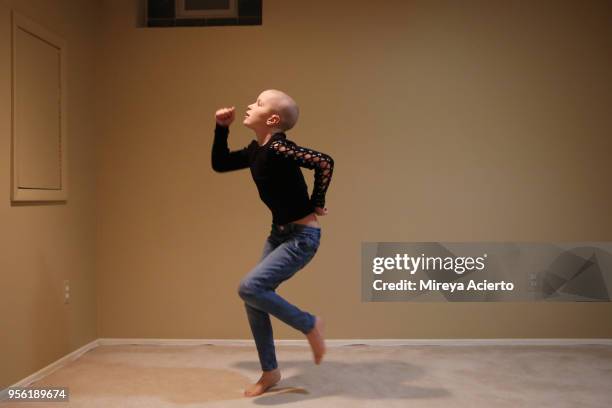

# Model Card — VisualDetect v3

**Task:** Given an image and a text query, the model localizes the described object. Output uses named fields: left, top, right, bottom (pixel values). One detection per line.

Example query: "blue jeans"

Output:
left=238, top=222, right=321, bottom=371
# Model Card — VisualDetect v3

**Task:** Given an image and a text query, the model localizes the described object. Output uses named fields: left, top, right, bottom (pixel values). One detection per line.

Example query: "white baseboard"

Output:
left=2, top=337, right=611, bottom=400
left=98, top=337, right=612, bottom=347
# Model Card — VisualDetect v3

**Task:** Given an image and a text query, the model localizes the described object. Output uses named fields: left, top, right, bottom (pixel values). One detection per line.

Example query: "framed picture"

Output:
left=176, top=0, right=238, bottom=19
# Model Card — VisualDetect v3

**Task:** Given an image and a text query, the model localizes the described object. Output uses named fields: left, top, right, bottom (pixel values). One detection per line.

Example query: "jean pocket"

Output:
left=295, top=233, right=320, bottom=252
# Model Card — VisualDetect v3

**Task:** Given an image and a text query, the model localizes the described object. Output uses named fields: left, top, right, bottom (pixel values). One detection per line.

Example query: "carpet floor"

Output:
left=2, top=343, right=611, bottom=407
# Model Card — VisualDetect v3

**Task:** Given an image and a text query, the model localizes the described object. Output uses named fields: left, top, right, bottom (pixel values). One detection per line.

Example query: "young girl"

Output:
left=211, top=89, right=334, bottom=397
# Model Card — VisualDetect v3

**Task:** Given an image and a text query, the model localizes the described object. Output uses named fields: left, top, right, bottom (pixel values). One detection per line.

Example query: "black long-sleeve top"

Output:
left=211, top=124, right=334, bottom=225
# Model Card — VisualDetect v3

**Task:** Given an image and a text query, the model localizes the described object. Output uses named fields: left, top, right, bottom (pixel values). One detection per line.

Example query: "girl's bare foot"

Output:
left=244, top=368, right=281, bottom=397
left=306, top=316, right=326, bottom=364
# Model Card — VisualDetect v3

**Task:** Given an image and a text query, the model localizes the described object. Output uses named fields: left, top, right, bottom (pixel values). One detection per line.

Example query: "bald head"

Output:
left=261, top=89, right=299, bottom=131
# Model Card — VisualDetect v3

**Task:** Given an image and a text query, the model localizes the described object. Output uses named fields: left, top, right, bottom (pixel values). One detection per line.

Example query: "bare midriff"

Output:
left=290, top=212, right=320, bottom=228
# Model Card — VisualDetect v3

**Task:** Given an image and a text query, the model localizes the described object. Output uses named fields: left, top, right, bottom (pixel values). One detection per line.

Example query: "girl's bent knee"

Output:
left=238, top=279, right=256, bottom=300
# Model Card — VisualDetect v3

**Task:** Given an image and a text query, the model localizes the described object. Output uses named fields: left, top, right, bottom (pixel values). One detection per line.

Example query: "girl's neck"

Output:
left=256, top=128, right=283, bottom=146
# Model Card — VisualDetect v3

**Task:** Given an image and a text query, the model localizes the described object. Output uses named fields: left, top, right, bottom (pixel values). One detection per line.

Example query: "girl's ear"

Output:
left=266, top=114, right=281, bottom=126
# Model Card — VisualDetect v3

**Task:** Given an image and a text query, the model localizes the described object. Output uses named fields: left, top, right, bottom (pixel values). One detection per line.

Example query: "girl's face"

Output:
left=243, top=91, right=280, bottom=130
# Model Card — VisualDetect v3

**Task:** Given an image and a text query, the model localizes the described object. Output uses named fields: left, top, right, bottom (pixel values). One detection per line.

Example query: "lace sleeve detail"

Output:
left=270, top=139, right=334, bottom=208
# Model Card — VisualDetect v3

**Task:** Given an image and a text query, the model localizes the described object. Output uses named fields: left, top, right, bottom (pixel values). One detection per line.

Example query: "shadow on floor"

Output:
left=233, top=358, right=451, bottom=405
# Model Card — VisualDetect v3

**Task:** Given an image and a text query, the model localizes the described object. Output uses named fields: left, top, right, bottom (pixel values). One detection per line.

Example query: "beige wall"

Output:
left=0, top=0, right=100, bottom=390
left=96, top=0, right=612, bottom=341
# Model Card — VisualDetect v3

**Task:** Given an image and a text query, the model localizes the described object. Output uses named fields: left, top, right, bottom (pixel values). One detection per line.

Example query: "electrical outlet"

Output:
left=64, top=280, right=70, bottom=304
